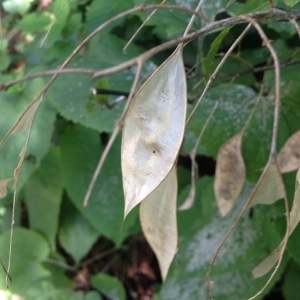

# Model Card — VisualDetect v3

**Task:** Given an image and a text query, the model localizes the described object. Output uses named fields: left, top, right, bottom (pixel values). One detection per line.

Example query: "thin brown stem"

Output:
left=241, top=17, right=289, bottom=300
left=244, top=17, right=280, bottom=155
left=1, top=9, right=299, bottom=91
left=83, top=60, right=143, bottom=207
left=186, top=24, right=252, bottom=125
left=290, top=18, right=300, bottom=38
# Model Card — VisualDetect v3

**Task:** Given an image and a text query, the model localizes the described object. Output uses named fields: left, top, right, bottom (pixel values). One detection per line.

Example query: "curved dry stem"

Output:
left=40, top=0, right=68, bottom=47
left=183, top=0, right=205, bottom=37
left=243, top=17, right=280, bottom=155
left=290, top=18, right=300, bottom=38
left=179, top=101, right=219, bottom=211
left=242, top=17, right=289, bottom=300
left=123, top=0, right=167, bottom=52
left=206, top=18, right=291, bottom=300
left=83, top=60, right=143, bottom=207
left=6, top=98, right=42, bottom=285
left=1, top=9, right=299, bottom=92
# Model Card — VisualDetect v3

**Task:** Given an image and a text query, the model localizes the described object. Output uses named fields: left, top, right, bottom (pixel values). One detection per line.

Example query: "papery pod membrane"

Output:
left=0, top=178, right=12, bottom=198
left=0, top=99, right=40, bottom=149
left=121, top=49, right=186, bottom=217
left=214, top=133, right=245, bottom=216
left=178, top=151, right=198, bottom=211
left=277, top=130, right=300, bottom=173
left=11, top=100, right=40, bottom=135
left=252, top=168, right=300, bottom=278
left=140, top=165, right=178, bottom=281
left=248, top=157, right=285, bottom=207
left=13, top=147, right=27, bottom=190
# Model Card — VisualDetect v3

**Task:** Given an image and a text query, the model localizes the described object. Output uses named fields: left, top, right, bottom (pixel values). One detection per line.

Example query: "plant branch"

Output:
left=83, top=60, right=143, bottom=207
left=0, top=8, right=299, bottom=92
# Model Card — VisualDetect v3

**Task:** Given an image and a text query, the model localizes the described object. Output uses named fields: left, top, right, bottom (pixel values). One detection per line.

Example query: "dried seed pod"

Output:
left=214, top=133, right=245, bottom=216
left=121, top=49, right=186, bottom=217
left=140, top=166, right=178, bottom=281
left=277, top=130, right=300, bottom=173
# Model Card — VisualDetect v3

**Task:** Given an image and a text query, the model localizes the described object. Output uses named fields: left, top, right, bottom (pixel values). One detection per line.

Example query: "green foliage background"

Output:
left=0, top=0, right=300, bottom=299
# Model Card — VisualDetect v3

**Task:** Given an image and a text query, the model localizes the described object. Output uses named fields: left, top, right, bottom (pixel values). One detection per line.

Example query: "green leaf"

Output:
left=202, top=28, right=230, bottom=76
left=0, top=49, right=10, bottom=72
left=228, top=0, right=271, bottom=15
left=60, top=125, right=138, bottom=245
left=91, top=273, right=126, bottom=300
left=24, top=146, right=63, bottom=250
left=85, top=0, right=134, bottom=33
left=284, top=0, right=300, bottom=6
left=47, top=34, right=146, bottom=133
left=0, top=227, right=50, bottom=295
left=282, top=262, right=300, bottom=300
left=58, top=197, right=99, bottom=264
left=158, top=178, right=285, bottom=299
left=18, top=12, right=52, bottom=34
left=72, top=291, right=102, bottom=300
left=42, top=0, right=70, bottom=46
left=202, top=0, right=228, bottom=21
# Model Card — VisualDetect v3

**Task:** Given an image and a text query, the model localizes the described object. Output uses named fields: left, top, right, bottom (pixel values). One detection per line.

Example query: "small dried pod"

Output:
left=248, top=157, right=285, bottom=207
left=277, top=130, right=300, bottom=173
left=140, top=166, right=178, bottom=281
left=214, top=133, right=245, bottom=216
left=0, top=178, right=12, bottom=198
left=121, top=49, right=186, bottom=217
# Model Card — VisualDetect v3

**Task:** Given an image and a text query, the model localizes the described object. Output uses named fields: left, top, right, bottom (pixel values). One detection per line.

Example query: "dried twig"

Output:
left=83, top=60, right=143, bottom=207
left=0, top=9, right=298, bottom=91
left=206, top=17, right=290, bottom=300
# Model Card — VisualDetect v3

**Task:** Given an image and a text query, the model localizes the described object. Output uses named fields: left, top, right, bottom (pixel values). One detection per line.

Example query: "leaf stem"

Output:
left=83, top=60, right=143, bottom=207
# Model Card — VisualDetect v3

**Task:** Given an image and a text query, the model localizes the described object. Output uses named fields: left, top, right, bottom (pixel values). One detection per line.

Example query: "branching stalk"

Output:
left=83, top=60, right=143, bottom=207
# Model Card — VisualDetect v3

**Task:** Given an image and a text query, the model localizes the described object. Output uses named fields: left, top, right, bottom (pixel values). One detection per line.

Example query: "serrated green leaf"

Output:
left=85, top=0, right=134, bottom=33
left=60, top=125, right=137, bottom=245
left=47, top=34, right=147, bottom=133
left=0, top=227, right=50, bottom=294
left=18, top=12, right=52, bottom=34
left=24, top=147, right=63, bottom=250
left=58, top=197, right=99, bottom=264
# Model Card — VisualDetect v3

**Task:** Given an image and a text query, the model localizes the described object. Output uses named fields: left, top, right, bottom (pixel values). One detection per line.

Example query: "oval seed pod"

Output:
left=277, top=130, right=300, bottom=173
left=214, top=133, right=245, bottom=216
left=140, top=166, right=178, bottom=281
left=121, top=49, right=186, bottom=217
